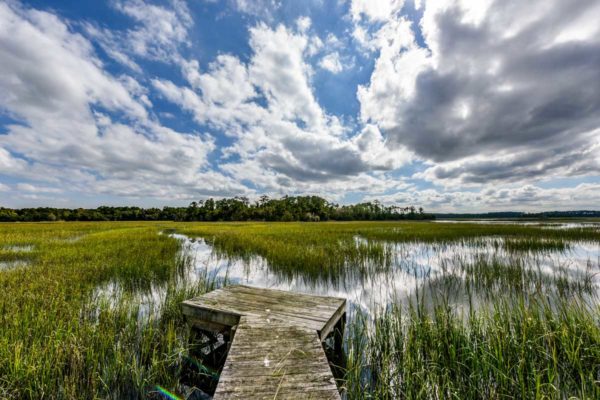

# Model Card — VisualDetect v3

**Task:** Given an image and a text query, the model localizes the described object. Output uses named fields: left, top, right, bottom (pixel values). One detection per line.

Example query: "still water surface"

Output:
left=170, top=232, right=600, bottom=318
left=88, top=224, right=600, bottom=322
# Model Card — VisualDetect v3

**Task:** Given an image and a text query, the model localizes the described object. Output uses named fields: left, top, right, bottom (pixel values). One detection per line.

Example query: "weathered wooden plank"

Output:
left=214, top=316, right=341, bottom=399
left=230, top=285, right=343, bottom=304
left=182, top=285, right=345, bottom=399
left=215, top=390, right=341, bottom=400
left=185, top=285, right=343, bottom=313
left=183, top=285, right=346, bottom=339
left=226, top=286, right=332, bottom=304
left=189, top=291, right=339, bottom=319
left=218, top=361, right=334, bottom=377
left=181, top=302, right=242, bottom=327
left=317, top=298, right=347, bottom=340
left=191, top=296, right=332, bottom=322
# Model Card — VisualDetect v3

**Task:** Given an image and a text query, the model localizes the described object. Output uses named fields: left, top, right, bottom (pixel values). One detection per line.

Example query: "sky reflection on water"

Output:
left=172, top=232, right=600, bottom=318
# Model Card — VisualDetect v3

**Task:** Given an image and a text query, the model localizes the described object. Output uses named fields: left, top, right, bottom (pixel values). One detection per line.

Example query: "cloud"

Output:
left=368, top=183, right=600, bottom=212
left=0, top=148, right=28, bottom=174
left=248, top=24, right=324, bottom=126
left=154, top=22, right=406, bottom=196
left=113, top=0, right=192, bottom=60
left=84, top=0, right=192, bottom=67
left=415, top=129, right=600, bottom=186
left=296, top=16, right=311, bottom=32
left=82, top=24, right=142, bottom=72
left=349, top=0, right=408, bottom=51
left=16, top=183, right=62, bottom=193
left=0, top=1, right=238, bottom=201
left=358, top=0, right=600, bottom=185
left=319, top=52, right=343, bottom=73
left=0, top=3, right=147, bottom=120
left=230, top=0, right=282, bottom=20
left=350, top=0, right=405, bottom=22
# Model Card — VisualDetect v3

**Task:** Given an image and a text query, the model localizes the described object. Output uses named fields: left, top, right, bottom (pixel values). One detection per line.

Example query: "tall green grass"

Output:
left=0, top=222, right=211, bottom=399
left=344, top=296, right=600, bottom=399
left=1, top=221, right=599, bottom=399
left=178, top=221, right=600, bottom=399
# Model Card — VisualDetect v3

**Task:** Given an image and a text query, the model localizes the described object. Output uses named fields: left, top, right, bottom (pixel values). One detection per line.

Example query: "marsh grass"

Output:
left=1, top=221, right=599, bottom=399
left=503, top=238, right=570, bottom=253
left=177, top=221, right=600, bottom=399
left=344, top=296, right=600, bottom=399
left=0, top=222, right=212, bottom=399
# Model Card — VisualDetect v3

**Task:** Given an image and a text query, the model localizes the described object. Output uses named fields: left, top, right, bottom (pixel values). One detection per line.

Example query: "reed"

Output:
left=0, top=222, right=210, bottom=399
left=1, top=220, right=599, bottom=399
left=344, top=295, right=600, bottom=399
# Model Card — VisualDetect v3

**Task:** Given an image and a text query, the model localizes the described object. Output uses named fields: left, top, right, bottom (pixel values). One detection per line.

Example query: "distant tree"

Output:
left=0, top=208, right=18, bottom=222
left=0, top=196, right=436, bottom=222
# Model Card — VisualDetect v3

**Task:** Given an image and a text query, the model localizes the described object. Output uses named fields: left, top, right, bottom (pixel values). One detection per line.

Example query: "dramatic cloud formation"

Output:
left=0, top=1, right=244, bottom=201
left=358, top=0, right=600, bottom=185
left=153, top=21, right=404, bottom=195
left=0, top=0, right=599, bottom=210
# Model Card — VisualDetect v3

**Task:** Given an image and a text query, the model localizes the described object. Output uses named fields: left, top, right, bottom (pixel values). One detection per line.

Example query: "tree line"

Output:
left=0, top=195, right=434, bottom=222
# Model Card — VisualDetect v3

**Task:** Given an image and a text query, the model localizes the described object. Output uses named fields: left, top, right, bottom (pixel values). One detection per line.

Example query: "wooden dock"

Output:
left=182, top=285, right=346, bottom=399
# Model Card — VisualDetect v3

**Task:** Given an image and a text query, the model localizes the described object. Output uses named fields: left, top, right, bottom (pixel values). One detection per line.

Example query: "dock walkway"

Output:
left=182, top=285, right=346, bottom=399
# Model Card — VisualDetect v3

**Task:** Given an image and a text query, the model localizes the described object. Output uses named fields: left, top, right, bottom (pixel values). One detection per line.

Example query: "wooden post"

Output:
left=333, top=312, right=346, bottom=356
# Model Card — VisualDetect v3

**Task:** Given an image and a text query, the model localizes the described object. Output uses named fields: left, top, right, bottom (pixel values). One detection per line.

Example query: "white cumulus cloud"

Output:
left=319, top=52, right=344, bottom=73
left=0, top=2, right=242, bottom=202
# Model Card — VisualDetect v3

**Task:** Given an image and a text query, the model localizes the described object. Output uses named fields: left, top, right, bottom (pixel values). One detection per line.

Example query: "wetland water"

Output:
left=436, top=219, right=600, bottom=229
left=169, top=231, right=600, bottom=320
left=0, top=244, right=33, bottom=270
left=88, top=222, right=600, bottom=327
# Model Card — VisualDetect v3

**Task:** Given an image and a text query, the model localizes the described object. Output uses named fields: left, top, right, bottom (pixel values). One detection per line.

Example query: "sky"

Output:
left=0, top=0, right=599, bottom=212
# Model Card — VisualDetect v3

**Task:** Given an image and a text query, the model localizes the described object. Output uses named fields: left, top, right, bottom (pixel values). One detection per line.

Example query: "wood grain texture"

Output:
left=182, top=285, right=345, bottom=399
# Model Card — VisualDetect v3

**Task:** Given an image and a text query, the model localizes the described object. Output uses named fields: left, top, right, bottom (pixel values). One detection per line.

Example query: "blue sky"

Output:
left=1, top=0, right=599, bottom=211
